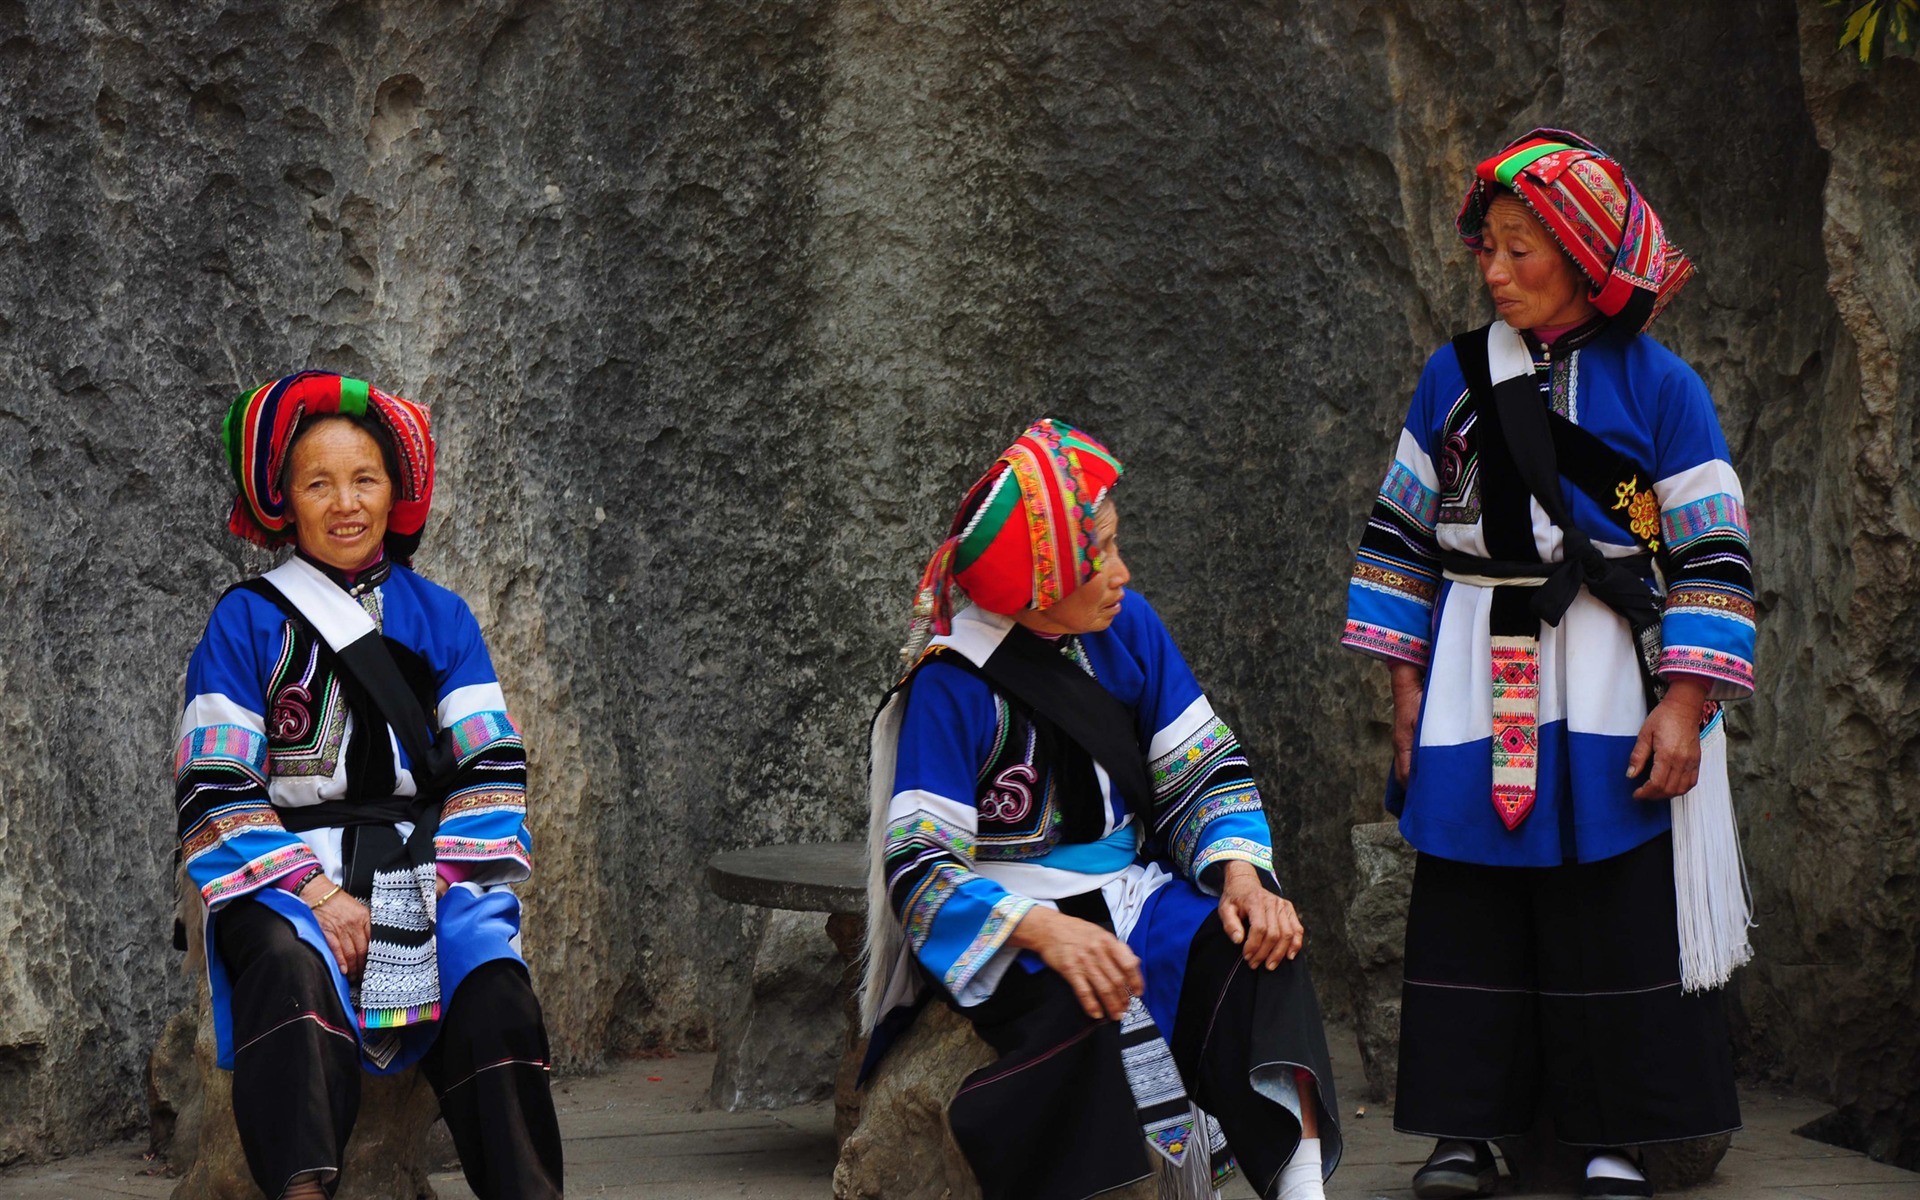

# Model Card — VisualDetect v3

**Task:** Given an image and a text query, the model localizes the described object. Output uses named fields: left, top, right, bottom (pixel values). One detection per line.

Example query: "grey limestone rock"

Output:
left=1344, top=820, right=1415, bottom=1103
left=0, top=0, right=1911, bottom=1171
left=707, top=907, right=845, bottom=1112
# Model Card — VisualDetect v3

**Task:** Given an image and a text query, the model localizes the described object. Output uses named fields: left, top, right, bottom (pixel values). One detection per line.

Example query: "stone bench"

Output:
left=706, top=842, right=1167, bottom=1200
left=149, top=870, right=450, bottom=1200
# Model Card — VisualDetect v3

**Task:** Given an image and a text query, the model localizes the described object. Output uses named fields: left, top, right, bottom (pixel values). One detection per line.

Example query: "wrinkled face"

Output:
left=285, top=419, right=394, bottom=572
left=1474, top=195, right=1598, bottom=331
left=1014, top=501, right=1129, bottom=636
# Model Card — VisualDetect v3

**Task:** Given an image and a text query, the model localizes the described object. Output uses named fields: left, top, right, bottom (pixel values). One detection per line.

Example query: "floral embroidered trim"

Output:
left=1341, top=620, right=1431, bottom=666
left=1658, top=645, right=1754, bottom=690
left=943, top=894, right=1037, bottom=994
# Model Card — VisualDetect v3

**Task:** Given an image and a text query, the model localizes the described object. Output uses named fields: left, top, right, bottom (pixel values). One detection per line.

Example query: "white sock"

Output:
left=1277, top=1137, right=1323, bottom=1200
left=1586, top=1152, right=1644, bottom=1181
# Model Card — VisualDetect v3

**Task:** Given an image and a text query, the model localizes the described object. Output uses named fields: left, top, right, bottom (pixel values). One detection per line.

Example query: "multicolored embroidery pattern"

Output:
left=1381, top=462, right=1439, bottom=528
left=1148, top=713, right=1272, bottom=881
left=1664, top=585, right=1756, bottom=625
left=1341, top=619, right=1431, bottom=667
left=941, top=893, right=1036, bottom=992
left=200, top=841, right=318, bottom=907
left=1660, top=493, right=1748, bottom=549
left=264, top=628, right=350, bottom=779
left=450, top=710, right=520, bottom=762
left=1610, top=478, right=1662, bottom=551
left=1489, top=636, right=1541, bottom=831
left=889, top=811, right=975, bottom=859
left=1436, top=389, right=1482, bottom=524
left=1658, top=645, right=1754, bottom=691
left=1191, top=836, right=1273, bottom=881
left=1351, top=560, right=1439, bottom=605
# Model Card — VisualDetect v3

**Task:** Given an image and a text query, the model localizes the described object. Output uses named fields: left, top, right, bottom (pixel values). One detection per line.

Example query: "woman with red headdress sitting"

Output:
left=861, top=419, right=1341, bottom=1200
left=174, top=371, right=562, bottom=1199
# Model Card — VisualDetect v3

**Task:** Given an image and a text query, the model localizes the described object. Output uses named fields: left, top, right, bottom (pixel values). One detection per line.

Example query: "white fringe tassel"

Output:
left=1670, top=712, right=1755, bottom=993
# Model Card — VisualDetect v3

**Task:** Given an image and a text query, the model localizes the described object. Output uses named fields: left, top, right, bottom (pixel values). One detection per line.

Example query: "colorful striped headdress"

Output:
left=1458, top=128, right=1694, bottom=333
left=222, top=370, right=436, bottom=562
left=910, top=419, right=1124, bottom=643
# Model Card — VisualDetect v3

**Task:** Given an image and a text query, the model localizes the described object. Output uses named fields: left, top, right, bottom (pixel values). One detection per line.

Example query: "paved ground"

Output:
left=3, top=1028, right=1913, bottom=1199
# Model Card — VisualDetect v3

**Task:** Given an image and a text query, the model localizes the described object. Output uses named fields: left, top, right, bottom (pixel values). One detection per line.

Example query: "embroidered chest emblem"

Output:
left=266, top=625, right=351, bottom=778
left=1612, top=478, right=1662, bottom=551
left=980, top=763, right=1036, bottom=823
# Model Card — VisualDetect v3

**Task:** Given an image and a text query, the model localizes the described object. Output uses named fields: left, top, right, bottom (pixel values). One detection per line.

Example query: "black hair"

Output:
left=278, top=411, right=403, bottom=500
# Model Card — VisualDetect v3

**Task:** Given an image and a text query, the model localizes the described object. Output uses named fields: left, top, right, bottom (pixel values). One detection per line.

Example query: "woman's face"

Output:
left=1013, top=501, right=1130, bottom=636
left=1474, top=195, right=1598, bottom=330
left=285, top=419, right=394, bottom=572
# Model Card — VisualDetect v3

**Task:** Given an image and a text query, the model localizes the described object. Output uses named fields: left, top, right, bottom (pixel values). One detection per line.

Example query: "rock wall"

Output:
left=0, top=0, right=1912, bottom=1168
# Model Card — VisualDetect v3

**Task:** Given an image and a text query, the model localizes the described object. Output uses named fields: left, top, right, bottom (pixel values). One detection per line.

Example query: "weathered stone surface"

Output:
left=1344, top=821, right=1414, bottom=1103
left=708, top=907, right=845, bottom=1112
left=706, top=842, right=867, bottom=916
left=0, top=0, right=1911, bottom=1172
left=1497, top=1121, right=1730, bottom=1192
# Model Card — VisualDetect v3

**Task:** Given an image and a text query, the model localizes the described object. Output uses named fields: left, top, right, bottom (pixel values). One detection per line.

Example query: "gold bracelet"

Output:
left=308, top=884, right=343, bottom=910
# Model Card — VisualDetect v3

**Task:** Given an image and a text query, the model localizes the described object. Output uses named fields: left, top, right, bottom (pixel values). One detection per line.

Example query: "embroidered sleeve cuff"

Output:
left=941, top=894, right=1037, bottom=1000
left=1342, top=620, right=1431, bottom=667
left=432, top=835, right=532, bottom=885
left=1192, top=839, right=1276, bottom=897
left=1658, top=646, right=1753, bottom=701
left=199, top=843, right=322, bottom=910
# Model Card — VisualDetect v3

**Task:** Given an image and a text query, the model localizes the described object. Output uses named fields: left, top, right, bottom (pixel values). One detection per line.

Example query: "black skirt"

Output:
left=1395, top=832, right=1740, bottom=1145
left=946, top=906, right=1340, bottom=1200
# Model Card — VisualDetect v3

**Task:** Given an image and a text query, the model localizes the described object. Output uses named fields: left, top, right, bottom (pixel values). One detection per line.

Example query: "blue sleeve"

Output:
left=176, top=593, right=319, bottom=909
left=1116, top=595, right=1279, bottom=894
left=430, top=596, right=533, bottom=884
left=1342, top=348, right=1447, bottom=668
left=884, top=661, right=1035, bottom=1004
left=1647, top=355, right=1755, bottom=700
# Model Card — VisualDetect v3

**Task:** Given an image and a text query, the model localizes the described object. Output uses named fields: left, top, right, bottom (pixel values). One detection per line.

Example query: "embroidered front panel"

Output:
left=264, top=623, right=350, bottom=778
left=968, top=698, right=1108, bottom=861
left=1435, top=387, right=1481, bottom=524
left=1489, top=636, right=1541, bottom=831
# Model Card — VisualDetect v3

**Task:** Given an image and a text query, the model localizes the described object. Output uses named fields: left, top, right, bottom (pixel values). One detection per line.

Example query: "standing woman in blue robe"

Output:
left=174, top=371, right=563, bottom=1199
left=1342, top=130, right=1755, bottom=1199
left=862, top=419, right=1341, bottom=1200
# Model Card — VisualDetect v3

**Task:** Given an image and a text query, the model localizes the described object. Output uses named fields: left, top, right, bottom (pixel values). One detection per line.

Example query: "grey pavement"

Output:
left=2, top=1027, right=1913, bottom=1199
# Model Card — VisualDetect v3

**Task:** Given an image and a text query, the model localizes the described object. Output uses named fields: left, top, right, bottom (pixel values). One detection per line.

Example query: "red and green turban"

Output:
left=1458, top=128, right=1694, bottom=333
left=913, top=419, right=1124, bottom=637
left=221, top=370, right=436, bottom=561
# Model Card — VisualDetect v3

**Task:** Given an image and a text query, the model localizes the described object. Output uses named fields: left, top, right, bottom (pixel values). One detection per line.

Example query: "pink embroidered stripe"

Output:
left=1342, top=619, right=1431, bottom=667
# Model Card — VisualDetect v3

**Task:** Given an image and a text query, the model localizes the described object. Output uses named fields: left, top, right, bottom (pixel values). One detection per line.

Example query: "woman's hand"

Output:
left=1628, top=676, right=1710, bottom=800
left=1389, top=660, right=1426, bottom=785
left=299, top=876, right=372, bottom=981
left=1009, top=905, right=1144, bottom=1022
left=1217, top=861, right=1304, bottom=970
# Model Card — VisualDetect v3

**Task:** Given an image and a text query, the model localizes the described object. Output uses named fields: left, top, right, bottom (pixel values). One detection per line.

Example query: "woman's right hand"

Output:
left=1010, top=905, right=1144, bottom=1022
left=1389, top=660, right=1426, bottom=785
left=299, top=877, right=372, bottom=981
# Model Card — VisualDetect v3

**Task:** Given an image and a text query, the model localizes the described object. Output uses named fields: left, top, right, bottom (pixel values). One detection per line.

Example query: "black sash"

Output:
left=1448, top=326, right=1668, bottom=706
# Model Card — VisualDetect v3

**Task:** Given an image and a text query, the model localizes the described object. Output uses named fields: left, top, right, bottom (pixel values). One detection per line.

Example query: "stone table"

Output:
left=706, top=842, right=868, bottom=1142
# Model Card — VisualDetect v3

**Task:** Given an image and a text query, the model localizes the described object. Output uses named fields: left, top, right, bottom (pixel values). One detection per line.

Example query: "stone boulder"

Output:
left=833, top=1003, right=1164, bottom=1200
left=707, top=908, right=846, bottom=1112
left=1344, top=821, right=1416, bottom=1103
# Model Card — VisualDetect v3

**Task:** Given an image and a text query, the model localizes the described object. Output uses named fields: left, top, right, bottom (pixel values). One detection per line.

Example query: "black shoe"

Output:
left=1413, top=1140, right=1499, bottom=1199
left=1579, top=1150, right=1652, bottom=1200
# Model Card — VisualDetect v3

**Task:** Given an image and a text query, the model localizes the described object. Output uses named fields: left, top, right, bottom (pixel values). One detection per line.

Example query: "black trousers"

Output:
left=1395, top=833, right=1741, bottom=1146
left=947, top=912, right=1340, bottom=1200
left=215, top=898, right=564, bottom=1199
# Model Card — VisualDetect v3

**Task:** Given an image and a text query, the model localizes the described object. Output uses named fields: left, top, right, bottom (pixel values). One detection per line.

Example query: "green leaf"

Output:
left=1841, top=0, right=1876, bottom=46
left=1861, top=5, right=1882, bottom=59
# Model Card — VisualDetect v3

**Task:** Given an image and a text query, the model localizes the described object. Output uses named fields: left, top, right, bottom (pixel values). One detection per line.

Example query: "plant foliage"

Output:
left=1826, top=0, right=1918, bottom=65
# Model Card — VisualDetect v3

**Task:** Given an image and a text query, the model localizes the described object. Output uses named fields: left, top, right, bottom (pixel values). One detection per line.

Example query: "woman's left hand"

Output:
left=1217, top=861, right=1304, bottom=970
left=1628, top=676, right=1710, bottom=800
left=435, top=876, right=449, bottom=898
